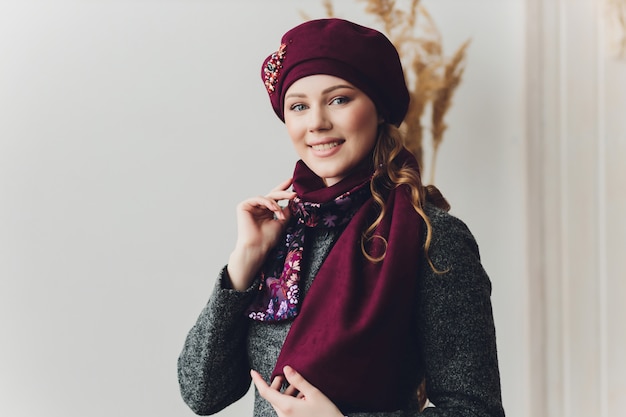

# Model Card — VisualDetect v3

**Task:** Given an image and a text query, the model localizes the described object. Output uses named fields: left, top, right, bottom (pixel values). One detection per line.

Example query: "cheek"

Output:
left=350, top=107, right=379, bottom=144
left=284, top=118, right=303, bottom=143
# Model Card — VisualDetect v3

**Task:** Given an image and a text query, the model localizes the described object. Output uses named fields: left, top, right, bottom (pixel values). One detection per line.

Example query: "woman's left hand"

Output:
left=251, top=366, right=344, bottom=417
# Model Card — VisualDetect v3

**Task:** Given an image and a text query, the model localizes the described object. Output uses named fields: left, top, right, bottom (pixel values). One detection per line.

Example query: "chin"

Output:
left=306, top=163, right=339, bottom=179
left=312, top=168, right=342, bottom=181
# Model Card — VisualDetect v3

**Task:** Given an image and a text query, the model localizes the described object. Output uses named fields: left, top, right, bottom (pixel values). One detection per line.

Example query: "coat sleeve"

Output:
left=416, top=208, right=505, bottom=417
left=177, top=267, right=257, bottom=415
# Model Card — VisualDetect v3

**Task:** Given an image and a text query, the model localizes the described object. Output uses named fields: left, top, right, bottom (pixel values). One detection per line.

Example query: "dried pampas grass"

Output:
left=607, top=0, right=626, bottom=58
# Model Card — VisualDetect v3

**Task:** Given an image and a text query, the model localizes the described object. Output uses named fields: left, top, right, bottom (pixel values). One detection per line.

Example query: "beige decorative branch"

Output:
left=430, top=38, right=470, bottom=183
left=607, top=0, right=626, bottom=58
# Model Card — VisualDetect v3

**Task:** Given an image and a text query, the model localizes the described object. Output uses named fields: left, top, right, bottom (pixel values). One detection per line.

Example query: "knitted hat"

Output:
left=261, top=18, right=410, bottom=127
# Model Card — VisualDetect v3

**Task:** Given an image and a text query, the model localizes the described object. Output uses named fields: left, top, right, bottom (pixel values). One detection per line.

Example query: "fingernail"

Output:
left=283, top=365, right=294, bottom=375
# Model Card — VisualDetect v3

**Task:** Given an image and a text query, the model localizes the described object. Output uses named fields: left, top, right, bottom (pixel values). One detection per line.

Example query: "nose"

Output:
left=308, top=105, right=332, bottom=132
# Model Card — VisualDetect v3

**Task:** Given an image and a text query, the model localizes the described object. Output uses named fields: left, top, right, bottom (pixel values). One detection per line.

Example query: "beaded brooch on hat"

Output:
left=264, top=43, right=286, bottom=94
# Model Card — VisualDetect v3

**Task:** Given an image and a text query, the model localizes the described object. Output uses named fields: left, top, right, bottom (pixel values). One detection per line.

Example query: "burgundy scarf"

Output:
left=249, top=150, right=424, bottom=413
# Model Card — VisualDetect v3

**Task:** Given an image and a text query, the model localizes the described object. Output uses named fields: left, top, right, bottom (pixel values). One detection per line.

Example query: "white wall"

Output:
left=0, top=1, right=528, bottom=416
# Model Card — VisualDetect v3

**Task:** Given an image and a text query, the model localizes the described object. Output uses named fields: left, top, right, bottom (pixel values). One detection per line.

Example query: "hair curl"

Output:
left=360, top=123, right=450, bottom=274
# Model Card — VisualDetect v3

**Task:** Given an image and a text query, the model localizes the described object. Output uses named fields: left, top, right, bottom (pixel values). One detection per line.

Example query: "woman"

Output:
left=178, top=18, right=505, bottom=417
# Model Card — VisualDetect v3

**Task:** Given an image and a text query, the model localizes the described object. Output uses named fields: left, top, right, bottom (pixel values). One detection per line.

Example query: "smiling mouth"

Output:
left=310, top=141, right=343, bottom=151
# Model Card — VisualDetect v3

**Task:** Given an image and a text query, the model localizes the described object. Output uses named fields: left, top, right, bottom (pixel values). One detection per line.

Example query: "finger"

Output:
left=239, top=196, right=284, bottom=218
left=270, top=375, right=284, bottom=391
left=258, top=192, right=295, bottom=221
left=270, top=178, right=293, bottom=192
left=283, top=383, right=300, bottom=397
left=250, top=370, right=271, bottom=394
left=282, top=366, right=320, bottom=398
left=265, top=189, right=297, bottom=202
left=251, top=370, right=292, bottom=406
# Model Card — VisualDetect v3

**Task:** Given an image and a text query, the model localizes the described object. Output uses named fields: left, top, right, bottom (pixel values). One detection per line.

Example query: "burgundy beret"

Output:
left=261, top=18, right=410, bottom=127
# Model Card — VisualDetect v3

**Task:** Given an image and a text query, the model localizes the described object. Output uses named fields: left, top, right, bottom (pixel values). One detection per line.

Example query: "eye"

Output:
left=330, top=96, right=350, bottom=105
left=289, top=103, right=308, bottom=112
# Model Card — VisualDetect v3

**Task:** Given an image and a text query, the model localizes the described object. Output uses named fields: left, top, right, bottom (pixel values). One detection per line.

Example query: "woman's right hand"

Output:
left=227, top=178, right=296, bottom=291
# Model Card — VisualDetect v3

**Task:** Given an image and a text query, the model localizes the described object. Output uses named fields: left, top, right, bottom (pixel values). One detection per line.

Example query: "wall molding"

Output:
left=525, top=0, right=625, bottom=416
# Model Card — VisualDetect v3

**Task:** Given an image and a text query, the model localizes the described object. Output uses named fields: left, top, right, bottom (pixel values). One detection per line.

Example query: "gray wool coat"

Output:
left=177, top=203, right=506, bottom=417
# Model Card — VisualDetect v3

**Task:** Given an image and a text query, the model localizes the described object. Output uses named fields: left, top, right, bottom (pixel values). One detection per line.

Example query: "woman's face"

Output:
left=283, top=74, right=379, bottom=187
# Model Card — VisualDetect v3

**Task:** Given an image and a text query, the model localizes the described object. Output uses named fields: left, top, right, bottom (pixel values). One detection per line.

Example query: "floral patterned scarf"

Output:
left=247, top=165, right=372, bottom=321
left=250, top=149, right=424, bottom=413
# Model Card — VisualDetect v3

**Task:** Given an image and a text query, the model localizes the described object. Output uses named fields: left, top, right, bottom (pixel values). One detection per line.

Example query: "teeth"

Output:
left=312, top=142, right=340, bottom=151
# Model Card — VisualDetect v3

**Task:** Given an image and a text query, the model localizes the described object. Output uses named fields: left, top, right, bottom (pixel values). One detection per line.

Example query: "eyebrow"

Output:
left=284, top=84, right=356, bottom=100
